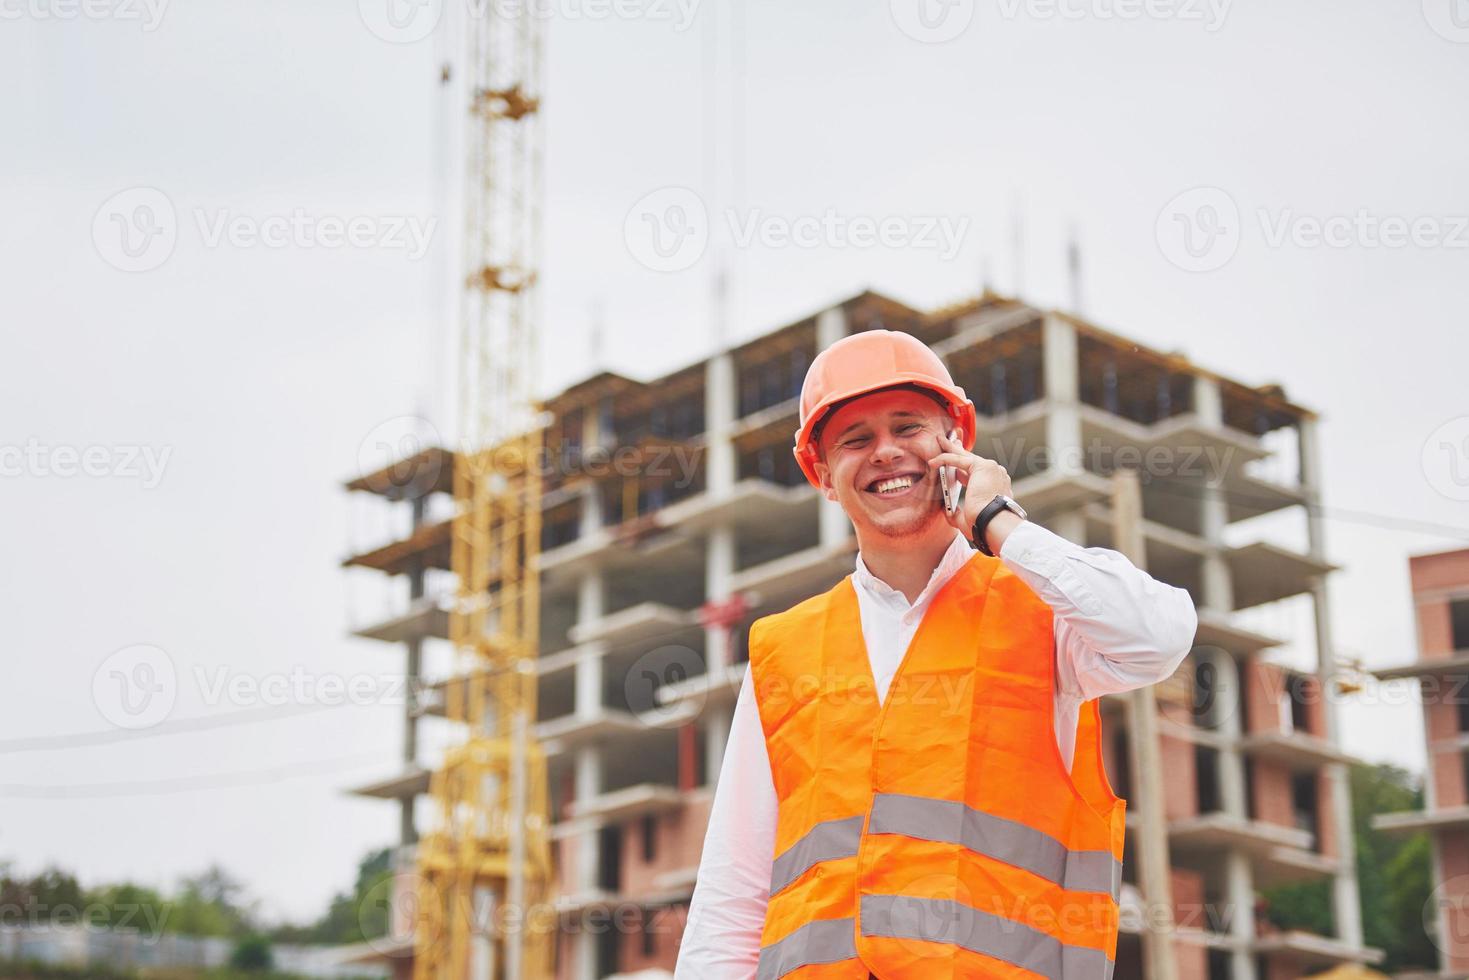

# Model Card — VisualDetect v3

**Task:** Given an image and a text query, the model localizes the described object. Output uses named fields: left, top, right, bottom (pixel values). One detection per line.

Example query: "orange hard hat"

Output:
left=792, top=329, right=977, bottom=488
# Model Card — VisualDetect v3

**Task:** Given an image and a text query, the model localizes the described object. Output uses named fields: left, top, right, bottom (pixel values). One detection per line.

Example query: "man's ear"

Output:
left=812, top=456, right=838, bottom=503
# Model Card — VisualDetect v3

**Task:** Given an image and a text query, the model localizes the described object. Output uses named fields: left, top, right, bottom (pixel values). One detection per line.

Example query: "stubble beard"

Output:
left=863, top=495, right=941, bottom=541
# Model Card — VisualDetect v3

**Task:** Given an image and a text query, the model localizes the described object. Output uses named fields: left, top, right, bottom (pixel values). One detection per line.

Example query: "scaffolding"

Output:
left=411, top=0, right=552, bottom=974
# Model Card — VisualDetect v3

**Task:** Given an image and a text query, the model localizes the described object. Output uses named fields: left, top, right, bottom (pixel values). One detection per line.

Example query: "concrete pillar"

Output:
left=575, top=645, right=605, bottom=719
left=402, top=511, right=427, bottom=848
left=706, top=351, right=736, bottom=498
left=819, top=498, right=850, bottom=551
left=705, top=706, right=732, bottom=791
left=577, top=573, right=605, bottom=632
left=1298, top=416, right=1365, bottom=948
left=1200, top=493, right=1233, bottom=617
left=1042, top=314, right=1082, bottom=478
left=702, top=517, right=738, bottom=789
left=1225, top=849, right=1259, bottom=980
left=1430, top=832, right=1451, bottom=973
left=816, top=305, right=846, bottom=350
left=814, top=305, right=852, bottom=550
left=706, top=525, right=735, bottom=674
left=1048, top=510, right=1085, bottom=547
left=572, top=741, right=602, bottom=980
left=572, top=637, right=606, bottom=926
left=1208, top=649, right=1248, bottom=821
left=571, top=564, right=606, bottom=980
left=1195, top=376, right=1234, bottom=622
left=1193, top=374, right=1223, bottom=429
left=1298, top=417, right=1328, bottom=564
left=580, top=405, right=603, bottom=533
left=402, top=636, right=422, bottom=847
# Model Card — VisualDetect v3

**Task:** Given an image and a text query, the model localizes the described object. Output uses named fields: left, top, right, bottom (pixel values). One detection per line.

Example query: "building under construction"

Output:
left=1372, top=546, right=1469, bottom=977
left=341, top=289, right=1381, bottom=980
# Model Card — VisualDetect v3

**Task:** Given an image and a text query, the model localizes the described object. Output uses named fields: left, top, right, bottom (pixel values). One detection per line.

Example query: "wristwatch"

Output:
left=971, top=494, right=1028, bottom=557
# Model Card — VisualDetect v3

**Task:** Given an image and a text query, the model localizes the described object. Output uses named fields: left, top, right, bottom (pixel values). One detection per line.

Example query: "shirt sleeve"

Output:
left=997, top=519, right=1198, bottom=700
left=675, top=668, right=776, bottom=980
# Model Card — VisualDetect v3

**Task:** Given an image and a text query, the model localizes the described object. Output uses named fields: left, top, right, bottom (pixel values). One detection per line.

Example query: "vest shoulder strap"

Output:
left=748, top=577, right=845, bottom=670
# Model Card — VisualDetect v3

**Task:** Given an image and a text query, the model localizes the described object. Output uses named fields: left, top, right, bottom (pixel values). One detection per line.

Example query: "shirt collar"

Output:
left=853, top=530, right=974, bottom=606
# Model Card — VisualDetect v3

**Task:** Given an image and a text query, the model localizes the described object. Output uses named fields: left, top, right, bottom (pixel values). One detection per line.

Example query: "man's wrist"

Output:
left=983, top=509, right=1025, bottom=556
left=970, top=493, right=1028, bottom=556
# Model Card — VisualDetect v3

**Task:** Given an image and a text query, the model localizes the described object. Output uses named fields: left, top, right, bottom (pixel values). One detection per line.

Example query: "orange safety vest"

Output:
left=747, top=550, right=1126, bottom=980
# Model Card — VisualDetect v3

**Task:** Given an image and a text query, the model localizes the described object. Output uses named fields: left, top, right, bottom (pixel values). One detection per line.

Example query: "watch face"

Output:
left=1003, top=495, right=1028, bottom=520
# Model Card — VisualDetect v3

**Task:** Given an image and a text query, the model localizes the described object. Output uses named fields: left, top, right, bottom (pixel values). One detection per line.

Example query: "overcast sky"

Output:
left=4, top=0, right=1468, bottom=926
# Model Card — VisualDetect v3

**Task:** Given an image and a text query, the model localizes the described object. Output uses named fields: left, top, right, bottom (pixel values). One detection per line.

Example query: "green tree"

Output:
left=271, top=847, right=394, bottom=945
left=164, top=866, right=252, bottom=937
left=228, top=931, right=275, bottom=971
left=26, top=868, right=85, bottom=923
left=1260, top=762, right=1435, bottom=971
left=83, top=882, right=169, bottom=936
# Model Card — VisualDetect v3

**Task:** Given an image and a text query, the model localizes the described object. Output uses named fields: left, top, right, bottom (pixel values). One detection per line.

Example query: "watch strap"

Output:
left=971, top=494, right=1011, bottom=557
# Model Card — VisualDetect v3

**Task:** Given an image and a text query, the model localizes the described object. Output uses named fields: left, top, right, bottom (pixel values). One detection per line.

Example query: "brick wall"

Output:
left=1157, top=700, right=1199, bottom=821
left=617, top=793, right=713, bottom=900
left=1411, top=548, right=1469, bottom=658
left=1301, top=674, right=1327, bottom=738
left=1168, top=868, right=1209, bottom=980
left=1250, top=758, right=1296, bottom=830
left=556, top=932, right=572, bottom=980
left=1171, top=868, right=1206, bottom=930
left=1411, top=549, right=1469, bottom=597
left=1315, top=768, right=1337, bottom=859
left=554, top=836, right=578, bottom=899
left=1173, top=942, right=1208, bottom=980
left=1159, top=735, right=1199, bottom=821
left=1243, top=660, right=1287, bottom=735
left=1420, top=600, right=1454, bottom=659
left=617, top=903, right=687, bottom=975
left=1441, top=831, right=1469, bottom=974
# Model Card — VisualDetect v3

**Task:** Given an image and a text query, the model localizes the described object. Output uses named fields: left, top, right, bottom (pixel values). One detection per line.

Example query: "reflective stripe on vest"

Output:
left=755, top=917, right=858, bottom=980
left=860, top=895, right=1116, bottom=980
left=867, top=793, right=1123, bottom=901
left=754, top=897, right=1117, bottom=980
left=770, top=815, right=865, bottom=896
left=767, top=795, right=1122, bottom=902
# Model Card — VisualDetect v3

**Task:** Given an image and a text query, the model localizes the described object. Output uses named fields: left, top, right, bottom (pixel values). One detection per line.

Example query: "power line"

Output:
left=0, top=699, right=375, bottom=755
left=0, top=753, right=389, bottom=800
left=1141, top=475, right=1469, bottom=541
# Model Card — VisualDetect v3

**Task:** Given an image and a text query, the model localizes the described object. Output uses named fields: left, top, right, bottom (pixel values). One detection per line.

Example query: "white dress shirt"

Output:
left=674, top=520, right=1198, bottom=980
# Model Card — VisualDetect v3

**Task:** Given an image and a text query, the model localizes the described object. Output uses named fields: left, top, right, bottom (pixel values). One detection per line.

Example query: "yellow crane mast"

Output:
left=414, top=2, right=552, bottom=977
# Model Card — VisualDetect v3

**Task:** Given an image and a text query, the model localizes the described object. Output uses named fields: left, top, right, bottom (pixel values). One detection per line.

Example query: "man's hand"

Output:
left=928, top=430, right=1021, bottom=550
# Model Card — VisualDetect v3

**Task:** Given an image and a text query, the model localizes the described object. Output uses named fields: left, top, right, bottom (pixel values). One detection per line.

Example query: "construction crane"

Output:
left=413, top=2, right=552, bottom=977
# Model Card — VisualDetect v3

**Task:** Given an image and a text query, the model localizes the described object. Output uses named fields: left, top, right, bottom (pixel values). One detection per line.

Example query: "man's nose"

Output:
left=868, top=432, right=904, bottom=465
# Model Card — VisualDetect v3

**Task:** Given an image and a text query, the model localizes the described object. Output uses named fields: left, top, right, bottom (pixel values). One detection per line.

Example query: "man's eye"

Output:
left=842, top=437, right=870, bottom=449
left=899, top=424, right=921, bottom=434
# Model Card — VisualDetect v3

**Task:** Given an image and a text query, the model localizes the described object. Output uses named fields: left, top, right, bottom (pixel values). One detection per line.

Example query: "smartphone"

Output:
left=938, top=430, right=961, bottom=514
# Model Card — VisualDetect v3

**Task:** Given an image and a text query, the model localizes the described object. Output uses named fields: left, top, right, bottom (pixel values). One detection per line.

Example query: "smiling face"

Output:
left=811, top=387, right=952, bottom=541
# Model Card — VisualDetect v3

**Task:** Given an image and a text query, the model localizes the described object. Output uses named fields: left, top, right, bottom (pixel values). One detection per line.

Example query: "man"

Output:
left=675, top=330, right=1197, bottom=979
